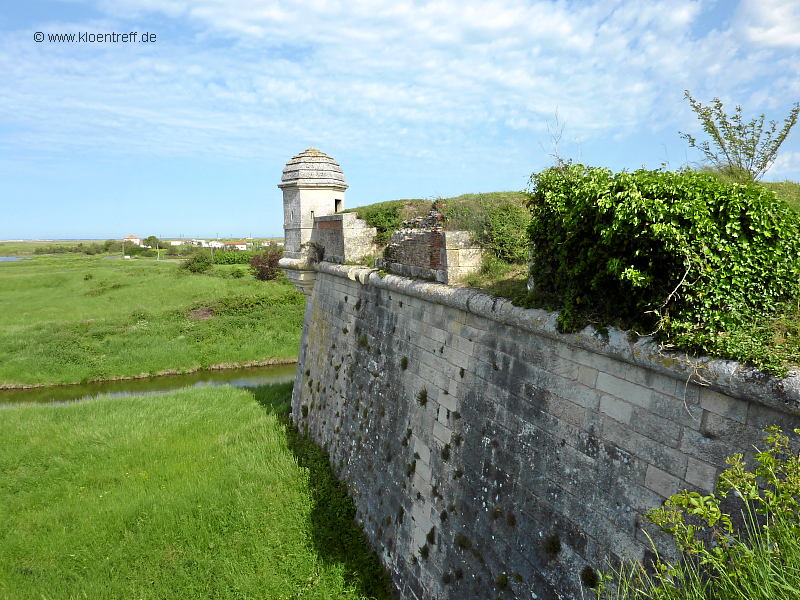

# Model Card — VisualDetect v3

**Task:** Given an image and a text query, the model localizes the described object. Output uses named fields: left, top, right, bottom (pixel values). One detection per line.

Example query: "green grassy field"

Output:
left=0, top=383, right=391, bottom=600
left=0, top=255, right=304, bottom=386
left=0, top=240, right=101, bottom=256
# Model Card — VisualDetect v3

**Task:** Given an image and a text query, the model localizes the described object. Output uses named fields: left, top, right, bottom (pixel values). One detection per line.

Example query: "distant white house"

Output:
left=226, top=241, right=249, bottom=251
left=262, top=241, right=284, bottom=247
left=123, top=235, right=141, bottom=246
left=169, top=240, right=186, bottom=246
left=208, top=240, right=226, bottom=249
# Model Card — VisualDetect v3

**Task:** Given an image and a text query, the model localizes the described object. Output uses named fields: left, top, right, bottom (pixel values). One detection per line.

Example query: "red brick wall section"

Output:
left=317, top=220, right=342, bottom=231
left=429, top=231, right=444, bottom=269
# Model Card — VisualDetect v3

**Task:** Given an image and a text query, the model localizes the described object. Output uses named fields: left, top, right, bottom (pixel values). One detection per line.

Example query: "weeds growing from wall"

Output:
left=416, top=388, right=428, bottom=406
left=590, top=427, right=800, bottom=600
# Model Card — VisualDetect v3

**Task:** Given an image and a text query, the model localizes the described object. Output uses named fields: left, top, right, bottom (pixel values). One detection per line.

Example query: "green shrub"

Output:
left=213, top=250, right=256, bottom=265
left=527, top=165, right=800, bottom=371
left=479, top=200, right=530, bottom=263
left=180, top=252, right=212, bottom=273
left=250, top=246, right=283, bottom=281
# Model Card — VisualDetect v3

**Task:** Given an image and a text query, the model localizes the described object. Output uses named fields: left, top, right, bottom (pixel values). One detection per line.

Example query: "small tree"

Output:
left=680, top=90, right=799, bottom=182
left=250, top=245, right=283, bottom=281
left=142, top=235, right=161, bottom=248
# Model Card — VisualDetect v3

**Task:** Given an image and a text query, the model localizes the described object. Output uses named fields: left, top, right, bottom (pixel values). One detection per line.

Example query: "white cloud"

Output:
left=766, top=151, right=800, bottom=177
left=735, top=0, right=800, bottom=48
left=0, top=0, right=797, bottom=178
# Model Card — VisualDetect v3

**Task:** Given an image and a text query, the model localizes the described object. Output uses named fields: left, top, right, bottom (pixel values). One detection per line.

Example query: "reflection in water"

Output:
left=0, top=364, right=297, bottom=406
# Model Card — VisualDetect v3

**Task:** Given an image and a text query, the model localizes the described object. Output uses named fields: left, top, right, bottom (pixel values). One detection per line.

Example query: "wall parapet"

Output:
left=315, top=262, right=800, bottom=413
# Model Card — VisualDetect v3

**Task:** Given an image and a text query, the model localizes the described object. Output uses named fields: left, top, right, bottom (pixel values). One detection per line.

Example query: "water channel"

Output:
left=0, top=256, right=28, bottom=262
left=0, top=363, right=297, bottom=406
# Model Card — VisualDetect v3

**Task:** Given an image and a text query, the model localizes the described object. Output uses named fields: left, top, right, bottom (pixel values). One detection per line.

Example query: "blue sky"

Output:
left=2, top=0, right=799, bottom=239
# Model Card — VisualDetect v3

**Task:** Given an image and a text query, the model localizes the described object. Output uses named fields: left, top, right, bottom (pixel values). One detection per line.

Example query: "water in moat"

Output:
left=0, top=363, right=296, bottom=406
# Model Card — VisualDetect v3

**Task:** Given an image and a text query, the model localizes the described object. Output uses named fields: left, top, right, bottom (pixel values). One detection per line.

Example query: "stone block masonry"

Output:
left=376, top=209, right=483, bottom=284
left=289, top=263, right=800, bottom=600
left=312, top=213, right=377, bottom=264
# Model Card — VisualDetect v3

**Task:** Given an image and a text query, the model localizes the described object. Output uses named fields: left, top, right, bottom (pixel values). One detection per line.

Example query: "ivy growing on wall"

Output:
left=527, top=164, right=800, bottom=373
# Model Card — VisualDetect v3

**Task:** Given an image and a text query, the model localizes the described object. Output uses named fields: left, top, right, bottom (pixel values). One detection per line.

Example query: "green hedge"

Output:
left=211, top=250, right=256, bottom=265
left=527, top=165, right=800, bottom=369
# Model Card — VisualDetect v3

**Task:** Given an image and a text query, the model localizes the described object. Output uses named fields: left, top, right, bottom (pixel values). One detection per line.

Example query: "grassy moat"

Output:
left=0, top=249, right=391, bottom=599
left=0, top=383, right=392, bottom=600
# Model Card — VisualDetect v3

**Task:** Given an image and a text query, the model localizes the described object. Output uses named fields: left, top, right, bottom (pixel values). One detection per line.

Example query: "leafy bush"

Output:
left=527, top=165, right=800, bottom=371
left=592, top=427, right=800, bottom=600
left=212, top=250, right=256, bottom=265
left=250, top=246, right=283, bottom=281
left=477, top=200, right=528, bottom=263
left=180, top=252, right=212, bottom=273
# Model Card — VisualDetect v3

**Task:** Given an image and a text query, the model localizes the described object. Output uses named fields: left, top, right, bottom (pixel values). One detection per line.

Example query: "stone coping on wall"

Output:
left=312, top=261, right=800, bottom=415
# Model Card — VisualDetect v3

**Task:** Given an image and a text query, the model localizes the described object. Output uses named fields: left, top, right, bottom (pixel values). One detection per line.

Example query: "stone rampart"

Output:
left=376, top=211, right=482, bottom=284
left=290, top=262, right=800, bottom=600
left=312, top=213, right=377, bottom=263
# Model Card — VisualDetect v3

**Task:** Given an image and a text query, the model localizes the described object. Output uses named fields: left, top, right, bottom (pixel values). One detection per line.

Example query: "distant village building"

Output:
left=226, top=241, right=249, bottom=251
left=123, top=235, right=141, bottom=246
left=208, top=240, right=226, bottom=249
left=168, top=240, right=186, bottom=246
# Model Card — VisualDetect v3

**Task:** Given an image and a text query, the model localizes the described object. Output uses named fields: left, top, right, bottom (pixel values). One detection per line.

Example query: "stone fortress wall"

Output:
left=278, top=149, right=800, bottom=599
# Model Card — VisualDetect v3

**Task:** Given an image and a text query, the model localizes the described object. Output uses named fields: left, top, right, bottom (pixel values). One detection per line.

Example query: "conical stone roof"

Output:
left=279, top=148, right=347, bottom=189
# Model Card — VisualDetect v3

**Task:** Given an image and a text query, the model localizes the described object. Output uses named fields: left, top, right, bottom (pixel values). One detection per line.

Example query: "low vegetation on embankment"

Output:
left=0, top=255, right=304, bottom=386
left=0, top=384, right=392, bottom=600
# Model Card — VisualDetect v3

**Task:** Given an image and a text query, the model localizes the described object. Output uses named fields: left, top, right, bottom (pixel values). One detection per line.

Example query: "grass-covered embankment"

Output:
left=345, top=191, right=529, bottom=254
left=0, top=384, right=392, bottom=600
left=0, top=255, right=304, bottom=386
